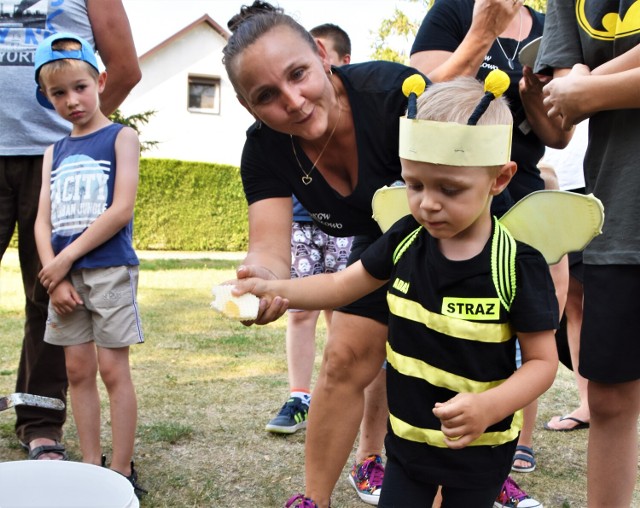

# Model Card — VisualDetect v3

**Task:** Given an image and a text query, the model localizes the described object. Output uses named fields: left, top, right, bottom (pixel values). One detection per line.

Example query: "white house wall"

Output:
left=120, top=23, right=254, bottom=167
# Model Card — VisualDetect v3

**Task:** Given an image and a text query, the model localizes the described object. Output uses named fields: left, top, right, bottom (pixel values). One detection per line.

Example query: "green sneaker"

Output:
left=265, top=397, right=309, bottom=434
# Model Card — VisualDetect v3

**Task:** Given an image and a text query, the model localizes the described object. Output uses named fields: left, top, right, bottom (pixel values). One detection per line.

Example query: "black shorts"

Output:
left=336, top=234, right=389, bottom=325
left=379, top=456, right=503, bottom=507
left=580, top=264, right=640, bottom=383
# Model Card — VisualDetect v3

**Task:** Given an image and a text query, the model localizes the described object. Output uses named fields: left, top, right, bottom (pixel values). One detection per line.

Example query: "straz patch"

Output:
left=441, top=297, right=500, bottom=321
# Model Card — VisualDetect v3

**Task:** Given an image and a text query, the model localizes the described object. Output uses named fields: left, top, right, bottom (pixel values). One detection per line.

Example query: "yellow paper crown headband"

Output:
left=399, top=70, right=513, bottom=167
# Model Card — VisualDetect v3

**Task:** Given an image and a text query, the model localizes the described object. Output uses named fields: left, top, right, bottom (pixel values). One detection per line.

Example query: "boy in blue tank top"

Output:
left=33, top=32, right=146, bottom=498
left=236, top=73, right=559, bottom=507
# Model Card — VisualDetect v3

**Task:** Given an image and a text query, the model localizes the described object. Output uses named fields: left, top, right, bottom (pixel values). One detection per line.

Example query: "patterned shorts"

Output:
left=290, top=222, right=353, bottom=279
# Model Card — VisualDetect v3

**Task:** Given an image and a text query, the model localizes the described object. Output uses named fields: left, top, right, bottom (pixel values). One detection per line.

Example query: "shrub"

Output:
left=9, top=159, right=247, bottom=252
left=134, top=159, right=248, bottom=251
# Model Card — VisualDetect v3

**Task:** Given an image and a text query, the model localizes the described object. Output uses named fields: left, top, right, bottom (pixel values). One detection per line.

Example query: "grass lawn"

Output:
left=0, top=248, right=638, bottom=507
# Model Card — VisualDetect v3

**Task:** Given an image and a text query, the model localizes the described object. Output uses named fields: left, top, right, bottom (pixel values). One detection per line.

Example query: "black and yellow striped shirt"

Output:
left=361, top=214, right=558, bottom=489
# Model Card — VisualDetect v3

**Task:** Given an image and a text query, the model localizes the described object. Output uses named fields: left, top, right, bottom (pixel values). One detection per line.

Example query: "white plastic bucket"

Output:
left=0, top=460, right=139, bottom=508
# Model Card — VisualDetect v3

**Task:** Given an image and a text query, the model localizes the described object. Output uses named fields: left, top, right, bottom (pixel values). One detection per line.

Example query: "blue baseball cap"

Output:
left=34, top=32, right=99, bottom=109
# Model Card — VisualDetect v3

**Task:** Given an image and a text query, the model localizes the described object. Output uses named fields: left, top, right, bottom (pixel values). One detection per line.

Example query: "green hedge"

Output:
left=8, top=158, right=247, bottom=252
left=134, top=159, right=248, bottom=251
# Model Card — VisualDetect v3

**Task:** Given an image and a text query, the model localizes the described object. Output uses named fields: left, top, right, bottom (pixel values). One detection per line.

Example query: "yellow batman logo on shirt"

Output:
left=577, top=0, right=640, bottom=40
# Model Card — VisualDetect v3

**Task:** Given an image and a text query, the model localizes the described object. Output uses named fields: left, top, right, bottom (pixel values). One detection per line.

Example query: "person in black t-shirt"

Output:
left=222, top=2, right=426, bottom=507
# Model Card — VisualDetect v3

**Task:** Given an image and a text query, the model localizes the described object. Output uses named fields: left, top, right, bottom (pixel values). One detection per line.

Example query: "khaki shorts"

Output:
left=45, top=266, right=144, bottom=348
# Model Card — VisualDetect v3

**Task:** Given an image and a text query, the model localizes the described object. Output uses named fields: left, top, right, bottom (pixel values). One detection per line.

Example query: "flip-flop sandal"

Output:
left=511, top=445, right=536, bottom=473
left=544, top=415, right=590, bottom=432
left=27, top=442, right=68, bottom=460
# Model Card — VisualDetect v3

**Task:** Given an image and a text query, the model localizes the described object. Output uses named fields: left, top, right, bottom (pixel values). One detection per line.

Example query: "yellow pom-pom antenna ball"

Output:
left=402, top=74, right=427, bottom=119
left=484, top=69, right=510, bottom=98
left=402, top=74, right=427, bottom=98
left=468, top=69, right=511, bottom=125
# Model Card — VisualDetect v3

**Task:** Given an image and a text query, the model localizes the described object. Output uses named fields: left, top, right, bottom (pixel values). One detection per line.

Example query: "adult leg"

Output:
left=355, top=367, right=387, bottom=463
left=545, top=276, right=590, bottom=429
left=286, top=310, right=321, bottom=392
left=304, top=311, right=387, bottom=508
left=512, top=399, right=537, bottom=472
left=65, top=342, right=101, bottom=465
left=99, top=346, right=137, bottom=476
left=565, top=277, right=589, bottom=419
left=587, top=380, right=640, bottom=507
left=580, top=264, right=640, bottom=506
left=348, top=367, right=388, bottom=505
left=1, top=157, right=68, bottom=456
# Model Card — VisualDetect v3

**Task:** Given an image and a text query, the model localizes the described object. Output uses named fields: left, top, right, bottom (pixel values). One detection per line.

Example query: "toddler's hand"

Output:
left=432, top=393, right=491, bottom=449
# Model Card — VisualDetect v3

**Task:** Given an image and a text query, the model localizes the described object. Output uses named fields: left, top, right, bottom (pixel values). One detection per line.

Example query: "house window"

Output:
left=188, top=76, right=220, bottom=114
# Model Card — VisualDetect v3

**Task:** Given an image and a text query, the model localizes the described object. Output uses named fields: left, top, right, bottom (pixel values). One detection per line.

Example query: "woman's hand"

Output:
left=543, top=64, right=592, bottom=129
left=234, top=265, right=289, bottom=325
left=470, top=0, right=523, bottom=41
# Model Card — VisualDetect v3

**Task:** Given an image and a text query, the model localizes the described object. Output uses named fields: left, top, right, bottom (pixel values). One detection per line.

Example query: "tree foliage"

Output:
left=370, top=0, right=430, bottom=63
left=371, top=0, right=547, bottom=63
left=109, top=109, right=159, bottom=153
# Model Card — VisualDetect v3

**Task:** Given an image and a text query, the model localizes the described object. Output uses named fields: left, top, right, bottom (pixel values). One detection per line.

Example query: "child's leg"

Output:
left=65, top=342, right=101, bottom=464
left=98, top=346, right=137, bottom=476
left=378, top=457, right=438, bottom=508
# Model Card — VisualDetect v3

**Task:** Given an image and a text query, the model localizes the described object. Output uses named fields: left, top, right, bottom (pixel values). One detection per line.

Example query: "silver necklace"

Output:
left=495, top=8, right=523, bottom=70
left=290, top=104, right=342, bottom=185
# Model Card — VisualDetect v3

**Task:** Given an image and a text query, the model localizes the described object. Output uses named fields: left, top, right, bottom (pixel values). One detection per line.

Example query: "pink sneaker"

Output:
left=348, top=454, right=384, bottom=506
left=493, top=476, right=543, bottom=507
left=285, top=494, right=319, bottom=508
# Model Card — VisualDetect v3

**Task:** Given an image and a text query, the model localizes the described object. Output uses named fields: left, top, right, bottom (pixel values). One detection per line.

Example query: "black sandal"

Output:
left=28, top=442, right=68, bottom=460
left=124, top=461, right=148, bottom=499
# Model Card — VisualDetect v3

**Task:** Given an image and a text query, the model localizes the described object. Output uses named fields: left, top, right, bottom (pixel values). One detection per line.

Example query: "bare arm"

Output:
left=433, top=329, right=558, bottom=448
left=544, top=52, right=640, bottom=129
left=236, top=260, right=387, bottom=312
left=34, top=147, right=83, bottom=312
left=234, top=197, right=294, bottom=324
left=34, top=146, right=56, bottom=270
left=519, top=66, right=573, bottom=148
left=410, top=0, right=520, bottom=81
left=592, top=43, right=640, bottom=76
left=87, top=0, right=141, bottom=115
left=38, top=127, right=140, bottom=291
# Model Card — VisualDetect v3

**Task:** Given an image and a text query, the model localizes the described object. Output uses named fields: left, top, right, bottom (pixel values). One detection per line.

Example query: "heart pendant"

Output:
left=302, top=175, right=313, bottom=185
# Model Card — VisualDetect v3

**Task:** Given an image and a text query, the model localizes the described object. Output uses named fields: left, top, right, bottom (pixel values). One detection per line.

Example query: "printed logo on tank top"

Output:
left=0, top=1, right=57, bottom=67
left=441, top=297, right=500, bottom=321
left=577, top=0, right=640, bottom=41
left=50, top=154, right=110, bottom=236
